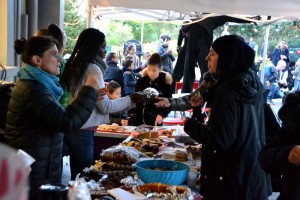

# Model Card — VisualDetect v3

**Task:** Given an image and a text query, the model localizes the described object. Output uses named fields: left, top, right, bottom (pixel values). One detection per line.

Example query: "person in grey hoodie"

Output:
left=157, top=34, right=175, bottom=74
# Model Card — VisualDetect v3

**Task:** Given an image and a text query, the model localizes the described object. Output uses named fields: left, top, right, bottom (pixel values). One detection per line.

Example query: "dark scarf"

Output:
left=92, top=55, right=107, bottom=74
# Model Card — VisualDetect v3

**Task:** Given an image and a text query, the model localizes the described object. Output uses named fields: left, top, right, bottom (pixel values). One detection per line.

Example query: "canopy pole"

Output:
left=260, top=24, right=270, bottom=84
left=141, top=21, right=144, bottom=44
left=87, top=5, right=92, bottom=28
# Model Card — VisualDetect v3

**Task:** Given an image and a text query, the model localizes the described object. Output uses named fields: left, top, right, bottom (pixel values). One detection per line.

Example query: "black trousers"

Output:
left=182, top=26, right=211, bottom=93
left=172, top=41, right=187, bottom=93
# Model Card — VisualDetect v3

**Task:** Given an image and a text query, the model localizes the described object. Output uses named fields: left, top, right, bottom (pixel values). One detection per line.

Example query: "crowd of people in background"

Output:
left=255, top=39, right=300, bottom=105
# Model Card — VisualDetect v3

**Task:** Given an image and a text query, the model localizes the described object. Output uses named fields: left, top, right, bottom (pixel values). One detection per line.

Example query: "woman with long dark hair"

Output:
left=60, top=28, right=142, bottom=180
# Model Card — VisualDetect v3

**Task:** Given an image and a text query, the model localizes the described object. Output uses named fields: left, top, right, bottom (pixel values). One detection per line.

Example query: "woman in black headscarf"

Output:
left=184, top=35, right=270, bottom=200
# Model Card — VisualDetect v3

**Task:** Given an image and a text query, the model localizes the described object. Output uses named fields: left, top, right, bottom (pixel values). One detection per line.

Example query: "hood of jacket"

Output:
left=212, top=35, right=255, bottom=82
left=220, top=69, right=263, bottom=104
left=106, top=60, right=118, bottom=67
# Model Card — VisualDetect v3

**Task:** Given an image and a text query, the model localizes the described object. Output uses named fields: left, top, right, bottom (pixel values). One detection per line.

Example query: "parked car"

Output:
left=288, top=39, right=300, bottom=64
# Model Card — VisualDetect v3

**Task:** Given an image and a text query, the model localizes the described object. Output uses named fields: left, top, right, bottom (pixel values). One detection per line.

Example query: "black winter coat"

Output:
left=104, top=60, right=124, bottom=91
left=134, top=71, right=172, bottom=126
left=260, top=93, right=300, bottom=200
left=5, top=79, right=98, bottom=199
left=184, top=70, right=270, bottom=200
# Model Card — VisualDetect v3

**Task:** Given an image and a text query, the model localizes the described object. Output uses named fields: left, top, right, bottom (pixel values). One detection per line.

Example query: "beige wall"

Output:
left=0, top=0, right=8, bottom=65
left=0, top=0, right=15, bottom=66
left=0, top=0, right=64, bottom=66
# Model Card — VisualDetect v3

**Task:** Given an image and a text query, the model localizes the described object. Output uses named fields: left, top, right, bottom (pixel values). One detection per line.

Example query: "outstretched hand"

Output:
left=154, top=97, right=171, bottom=108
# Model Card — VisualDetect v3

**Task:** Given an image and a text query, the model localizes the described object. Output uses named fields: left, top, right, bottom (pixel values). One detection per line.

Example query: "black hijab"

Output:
left=212, top=35, right=255, bottom=81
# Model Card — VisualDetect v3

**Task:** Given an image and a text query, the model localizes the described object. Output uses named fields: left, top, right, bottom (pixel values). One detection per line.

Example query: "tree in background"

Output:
left=105, top=21, right=134, bottom=46
left=214, top=22, right=300, bottom=57
left=64, top=0, right=87, bottom=54
left=126, top=21, right=178, bottom=43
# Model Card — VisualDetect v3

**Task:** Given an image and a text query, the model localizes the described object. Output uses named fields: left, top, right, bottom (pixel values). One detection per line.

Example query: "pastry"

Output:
left=174, top=150, right=188, bottom=161
left=137, top=183, right=187, bottom=194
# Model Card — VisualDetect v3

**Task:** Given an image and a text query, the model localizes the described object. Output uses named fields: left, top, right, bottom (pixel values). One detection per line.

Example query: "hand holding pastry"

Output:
left=190, top=91, right=203, bottom=107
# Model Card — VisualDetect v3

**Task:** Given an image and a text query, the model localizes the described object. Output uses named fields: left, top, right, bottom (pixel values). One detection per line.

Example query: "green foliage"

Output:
left=214, top=22, right=300, bottom=56
left=64, top=0, right=87, bottom=54
left=105, top=21, right=134, bottom=46
left=103, top=20, right=179, bottom=56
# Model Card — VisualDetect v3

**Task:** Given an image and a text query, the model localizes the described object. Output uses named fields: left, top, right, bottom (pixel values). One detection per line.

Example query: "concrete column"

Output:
left=0, top=0, right=15, bottom=66
left=27, top=0, right=38, bottom=37
left=38, top=0, right=64, bottom=30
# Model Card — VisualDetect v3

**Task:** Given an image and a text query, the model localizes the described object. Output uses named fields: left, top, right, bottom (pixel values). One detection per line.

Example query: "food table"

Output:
left=93, top=126, right=189, bottom=160
left=93, top=126, right=135, bottom=160
left=77, top=125, right=202, bottom=199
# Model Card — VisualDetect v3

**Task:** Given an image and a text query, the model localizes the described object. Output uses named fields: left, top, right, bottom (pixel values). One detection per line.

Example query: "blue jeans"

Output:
left=268, top=83, right=283, bottom=100
left=294, top=79, right=300, bottom=92
left=64, top=129, right=94, bottom=180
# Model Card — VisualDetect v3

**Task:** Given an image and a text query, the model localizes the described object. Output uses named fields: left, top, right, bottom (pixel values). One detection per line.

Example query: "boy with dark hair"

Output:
left=106, top=81, right=127, bottom=125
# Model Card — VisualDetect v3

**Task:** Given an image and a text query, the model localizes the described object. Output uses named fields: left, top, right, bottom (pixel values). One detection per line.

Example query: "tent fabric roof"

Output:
left=89, top=0, right=300, bottom=18
left=92, top=7, right=194, bottom=21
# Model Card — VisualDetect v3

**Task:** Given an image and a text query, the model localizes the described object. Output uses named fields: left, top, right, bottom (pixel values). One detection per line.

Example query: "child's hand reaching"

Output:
left=155, top=114, right=163, bottom=126
left=190, top=91, right=203, bottom=107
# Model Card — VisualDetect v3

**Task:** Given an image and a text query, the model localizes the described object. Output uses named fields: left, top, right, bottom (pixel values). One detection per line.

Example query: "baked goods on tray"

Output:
left=97, top=124, right=127, bottom=132
left=136, top=182, right=187, bottom=194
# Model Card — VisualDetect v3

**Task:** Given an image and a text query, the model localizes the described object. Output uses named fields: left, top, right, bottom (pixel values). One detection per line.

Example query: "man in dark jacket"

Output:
left=104, top=52, right=124, bottom=95
left=272, top=40, right=290, bottom=69
left=260, top=92, right=300, bottom=200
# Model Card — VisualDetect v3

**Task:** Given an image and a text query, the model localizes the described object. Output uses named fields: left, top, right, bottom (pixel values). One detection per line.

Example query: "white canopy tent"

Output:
left=88, top=0, right=300, bottom=20
left=87, top=0, right=300, bottom=84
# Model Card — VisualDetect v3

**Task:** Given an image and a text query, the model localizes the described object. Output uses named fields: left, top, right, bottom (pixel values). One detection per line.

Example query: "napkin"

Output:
left=107, top=188, right=146, bottom=200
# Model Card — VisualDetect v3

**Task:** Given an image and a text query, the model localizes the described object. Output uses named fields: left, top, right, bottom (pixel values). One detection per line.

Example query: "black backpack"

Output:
left=0, top=83, right=14, bottom=130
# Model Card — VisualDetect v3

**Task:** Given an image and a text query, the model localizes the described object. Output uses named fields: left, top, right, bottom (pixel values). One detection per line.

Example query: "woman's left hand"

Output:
left=155, top=114, right=163, bottom=126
